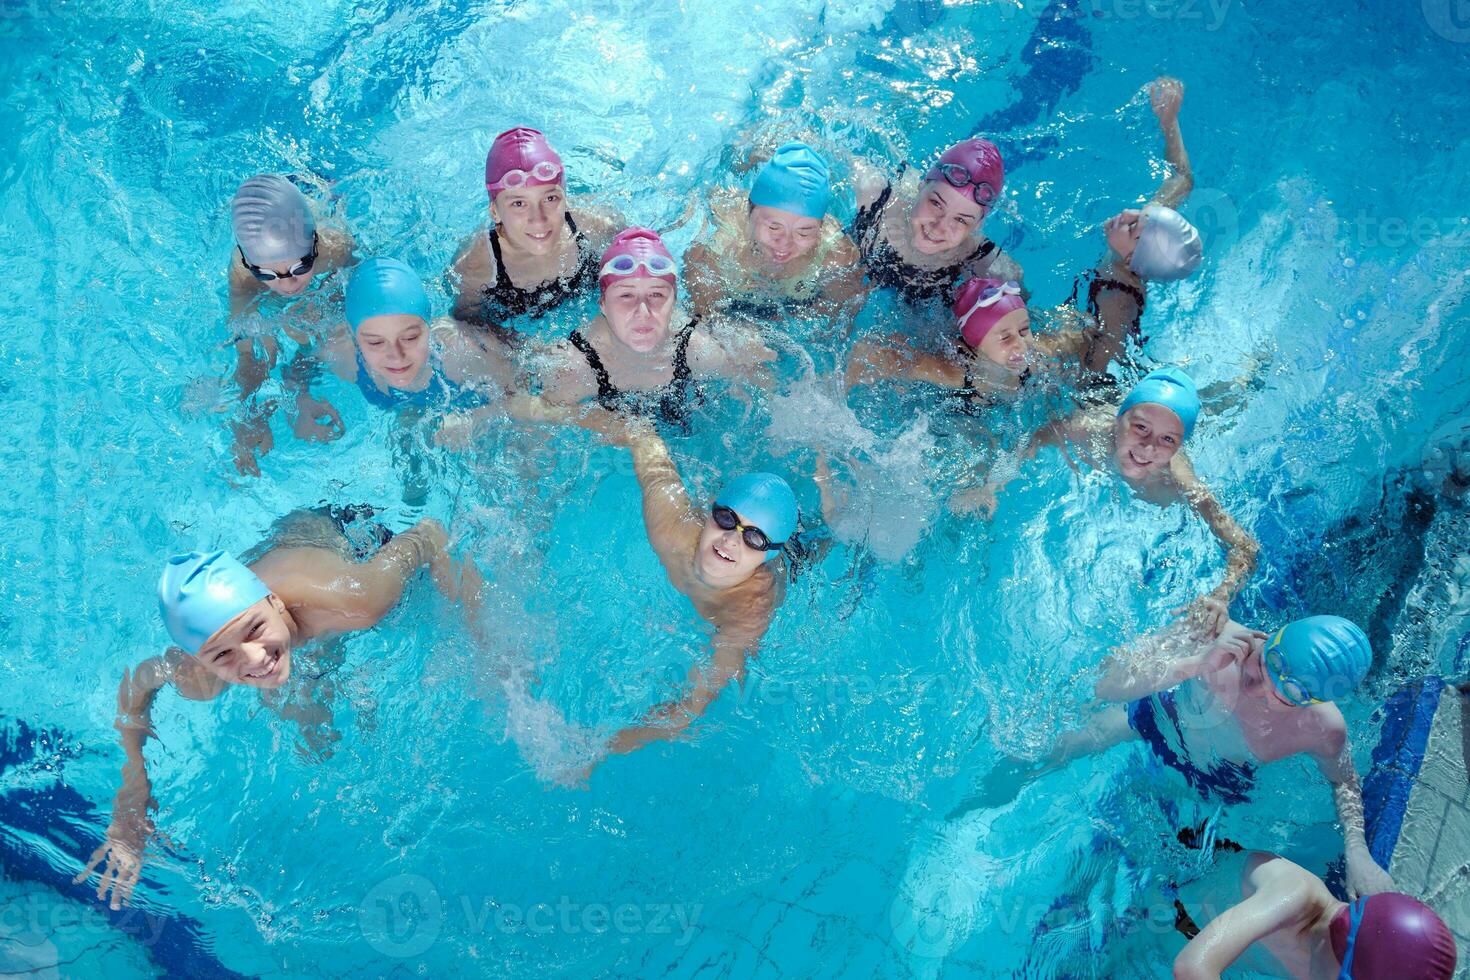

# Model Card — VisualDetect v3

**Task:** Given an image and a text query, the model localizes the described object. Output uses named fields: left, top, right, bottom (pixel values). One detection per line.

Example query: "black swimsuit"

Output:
left=950, top=362, right=1031, bottom=415
left=567, top=318, right=700, bottom=428
left=1068, top=268, right=1146, bottom=337
left=850, top=166, right=1002, bottom=305
left=475, top=212, right=599, bottom=324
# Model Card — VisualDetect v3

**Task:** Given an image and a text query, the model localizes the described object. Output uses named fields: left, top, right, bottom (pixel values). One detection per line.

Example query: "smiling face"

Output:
left=973, top=308, right=1033, bottom=374
left=193, top=596, right=293, bottom=688
left=695, top=508, right=769, bottom=588
left=748, top=204, right=823, bottom=267
left=491, top=183, right=567, bottom=256
left=1113, top=403, right=1185, bottom=478
left=355, top=314, right=430, bottom=388
left=1105, top=208, right=1146, bottom=264
left=599, top=277, right=676, bottom=353
left=909, top=180, right=987, bottom=255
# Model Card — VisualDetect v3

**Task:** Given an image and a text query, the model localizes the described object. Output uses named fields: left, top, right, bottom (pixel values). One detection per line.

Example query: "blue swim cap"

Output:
left=1118, top=367, right=1201, bottom=440
left=158, top=551, right=271, bottom=654
left=1265, top=615, right=1372, bottom=706
left=749, top=142, right=831, bottom=221
left=345, top=257, right=431, bottom=331
left=714, top=473, right=798, bottom=552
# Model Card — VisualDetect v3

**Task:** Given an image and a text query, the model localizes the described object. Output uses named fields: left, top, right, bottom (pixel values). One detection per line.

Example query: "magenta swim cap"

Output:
left=598, top=227, right=677, bottom=293
left=927, top=137, right=1005, bottom=206
left=485, top=127, right=563, bottom=200
left=953, top=277, right=1026, bottom=348
left=1330, top=894, right=1456, bottom=980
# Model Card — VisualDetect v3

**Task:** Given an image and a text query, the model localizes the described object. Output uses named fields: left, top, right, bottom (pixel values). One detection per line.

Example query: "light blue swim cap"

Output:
left=749, top=142, right=831, bottom=221
left=346, top=257, right=431, bottom=331
left=1129, top=204, right=1203, bottom=282
left=1118, top=367, right=1201, bottom=440
left=715, top=473, right=798, bottom=552
left=231, top=174, right=316, bottom=266
left=1265, top=615, right=1372, bottom=705
left=158, top=551, right=271, bottom=654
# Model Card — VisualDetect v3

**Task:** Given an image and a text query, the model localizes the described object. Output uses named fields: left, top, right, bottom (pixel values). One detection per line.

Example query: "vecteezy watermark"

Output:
left=1423, top=0, right=1470, bottom=42
left=358, top=875, right=703, bottom=959
left=999, top=0, right=1235, bottom=32
left=0, top=892, right=170, bottom=950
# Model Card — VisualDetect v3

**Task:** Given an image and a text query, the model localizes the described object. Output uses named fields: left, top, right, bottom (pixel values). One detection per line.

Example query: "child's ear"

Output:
left=268, top=594, right=287, bottom=616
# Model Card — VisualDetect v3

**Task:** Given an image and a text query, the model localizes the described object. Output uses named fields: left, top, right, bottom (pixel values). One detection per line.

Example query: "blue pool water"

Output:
left=3, top=0, right=1470, bottom=976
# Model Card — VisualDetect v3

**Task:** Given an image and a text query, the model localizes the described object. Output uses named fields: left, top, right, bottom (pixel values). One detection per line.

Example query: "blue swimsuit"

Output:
left=1127, top=688, right=1258, bottom=805
left=353, top=346, right=489, bottom=413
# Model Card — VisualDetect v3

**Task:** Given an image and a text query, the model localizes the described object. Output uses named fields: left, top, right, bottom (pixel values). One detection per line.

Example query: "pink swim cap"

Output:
left=598, top=227, right=677, bottom=293
left=953, top=277, right=1026, bottom=348
left=1330, top=894, right=1456, bottom=980
left=927, top=137, right=1005, bottom=206
left=485, top=127, right=564, bottom=200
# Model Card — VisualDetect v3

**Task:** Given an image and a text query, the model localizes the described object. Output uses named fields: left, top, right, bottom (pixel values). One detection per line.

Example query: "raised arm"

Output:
left=1172, top=453, right=1260, bottom=633
left=1313, top=730, right=1396, bottom=899
left=1147, top=77, right=1193, bottom=210
left=1093, top=619, right=1259, bottom=702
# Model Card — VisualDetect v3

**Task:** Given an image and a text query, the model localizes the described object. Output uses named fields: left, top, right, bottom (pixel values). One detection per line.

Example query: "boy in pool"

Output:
left=77, top=515, right=476, bottom=909
left=684, top=141, right=865, bottom=328
left=228, top=174, right=358, bottom=475
left=959, top=616, right=1395, bottom=899
left=1070, top=78, right=1203, bottom=378
left=959, top=367, right=1257, bottom=632
left=1170, top=851, right=1454, bottom=979
left=588, top=419, right=796, bottom=762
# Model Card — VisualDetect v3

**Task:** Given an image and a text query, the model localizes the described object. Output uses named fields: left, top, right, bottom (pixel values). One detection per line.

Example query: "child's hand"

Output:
left=291, top=394, right=344, bottom=443
left=231, top=414, right=274, bottom=477
left=74, top=828, right=147, bottom=910
left=1174, top=593, right=1230, bottom=637
left=1150, top=77, right=1184, bottom=128
left=1200, top=622, right=1266, bottom=673
left=1345, top=848, right=1395, bottom=899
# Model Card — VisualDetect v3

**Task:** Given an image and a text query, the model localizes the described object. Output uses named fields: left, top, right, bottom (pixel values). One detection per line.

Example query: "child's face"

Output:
left=1113, top=403, right=1184, bottom=479
left=193, top=596, right=293, bottom=688
left=974, top=309, right=1033, bottom=375
left=356, top=315, right=430, bottom=388
left=909, top=180, right=987, bottom=255
left=695, top=509, right=768, bottom=588
left=491, top=183, right=567, bottom=256
left=600, top=278, right=676, bottom=353
left=1105, top=208, right=1146, bottom=264
left=748, top=205, right=823, bottom=266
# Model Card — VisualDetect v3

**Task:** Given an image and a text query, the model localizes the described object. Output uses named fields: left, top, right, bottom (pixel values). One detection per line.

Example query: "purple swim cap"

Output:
left=927, top=138, right=1005, bottom=207
left=1330, top=894, right=1456, bottom=980
left=485, top=127, right=564, bottom=200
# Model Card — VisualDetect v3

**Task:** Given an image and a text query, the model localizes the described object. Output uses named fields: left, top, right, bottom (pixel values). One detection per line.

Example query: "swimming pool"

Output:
left=3, top=0, right=1469, bottom=975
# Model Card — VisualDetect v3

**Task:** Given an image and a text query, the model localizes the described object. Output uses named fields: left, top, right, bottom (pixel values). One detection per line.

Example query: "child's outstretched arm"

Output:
left=1314, top=734, right=1396, bottom=899
left=1147, top=77, right=1193, bottom=209
left=1172, top=453, right=1259, bottom=634
left=1094, top=619, right=1262, bottom=702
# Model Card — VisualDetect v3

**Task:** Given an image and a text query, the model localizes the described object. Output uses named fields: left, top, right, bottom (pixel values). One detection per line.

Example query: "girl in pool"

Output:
left=683, top=141, right=864, bottom=328
left=1072, top=77, right=1203, bottom=377
left=450, top=127, right=623, bottom=338
left=535, top=228, right=776, bottom=429
left=845, top=277, right=1093, bottom=412
left=228, top=174, right=359, bottom=475
left=959, top=367, right=1258, bottom=632
left=849, top=135, right=1023, bottom=306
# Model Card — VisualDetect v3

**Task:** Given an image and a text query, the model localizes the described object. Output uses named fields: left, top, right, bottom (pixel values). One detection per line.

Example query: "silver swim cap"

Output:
left=1129, top=204, right=1202, bottom=282
left=231, top=174, right=316, bottom=266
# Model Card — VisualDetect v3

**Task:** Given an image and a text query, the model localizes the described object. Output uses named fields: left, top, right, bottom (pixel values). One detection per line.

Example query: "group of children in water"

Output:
left=76, top=77, right=1457, bottom=977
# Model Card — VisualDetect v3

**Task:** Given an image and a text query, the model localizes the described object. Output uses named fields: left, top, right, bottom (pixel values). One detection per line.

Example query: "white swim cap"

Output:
left=1129, top=204, right=1202, bottom=282
left=231, top=174, right=316, bottom=266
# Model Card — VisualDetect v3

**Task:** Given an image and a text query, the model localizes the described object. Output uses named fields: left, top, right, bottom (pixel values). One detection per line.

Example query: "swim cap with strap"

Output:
left=749, top=141, right=831, bottom=220
left=715, top=473, right=798, bottom=554
left=1329, top=894, right=1456, bottom=980
left=346, top=257, right=432, bottom=331
left=1265, top=615, right=1372, bottom=705
left=598, top=228, right=677, bottom=293
left=231, top=175, right=316, bottom=266
left=159, top=551, right=271, bottom=654
left=927, top=138, right=1005, bottom=205
left=953, top=277, right=1027, bottom=348
left=1118, top=367, right=1200, bottom=440
left=485, top=127, right=563, bottom=200
left=1129, top=204, right=1202, bottom=282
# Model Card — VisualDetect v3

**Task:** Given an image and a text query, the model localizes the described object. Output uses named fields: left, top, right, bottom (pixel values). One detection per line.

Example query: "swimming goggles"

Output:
left=955, top=279, right=1022, bottom=327
left=711, top=505, right=783, bottom=552
left=240, top=233, right=318, bottom=282
left=1264, top=632, right=1323, bottom=707
left=930, top=162, right=999, bottom=207
left=599, top=253, right=678, bottom=279
left=487, top=161, right=563, bottom=192
left=1336, top=897, right=1367, bottom=980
